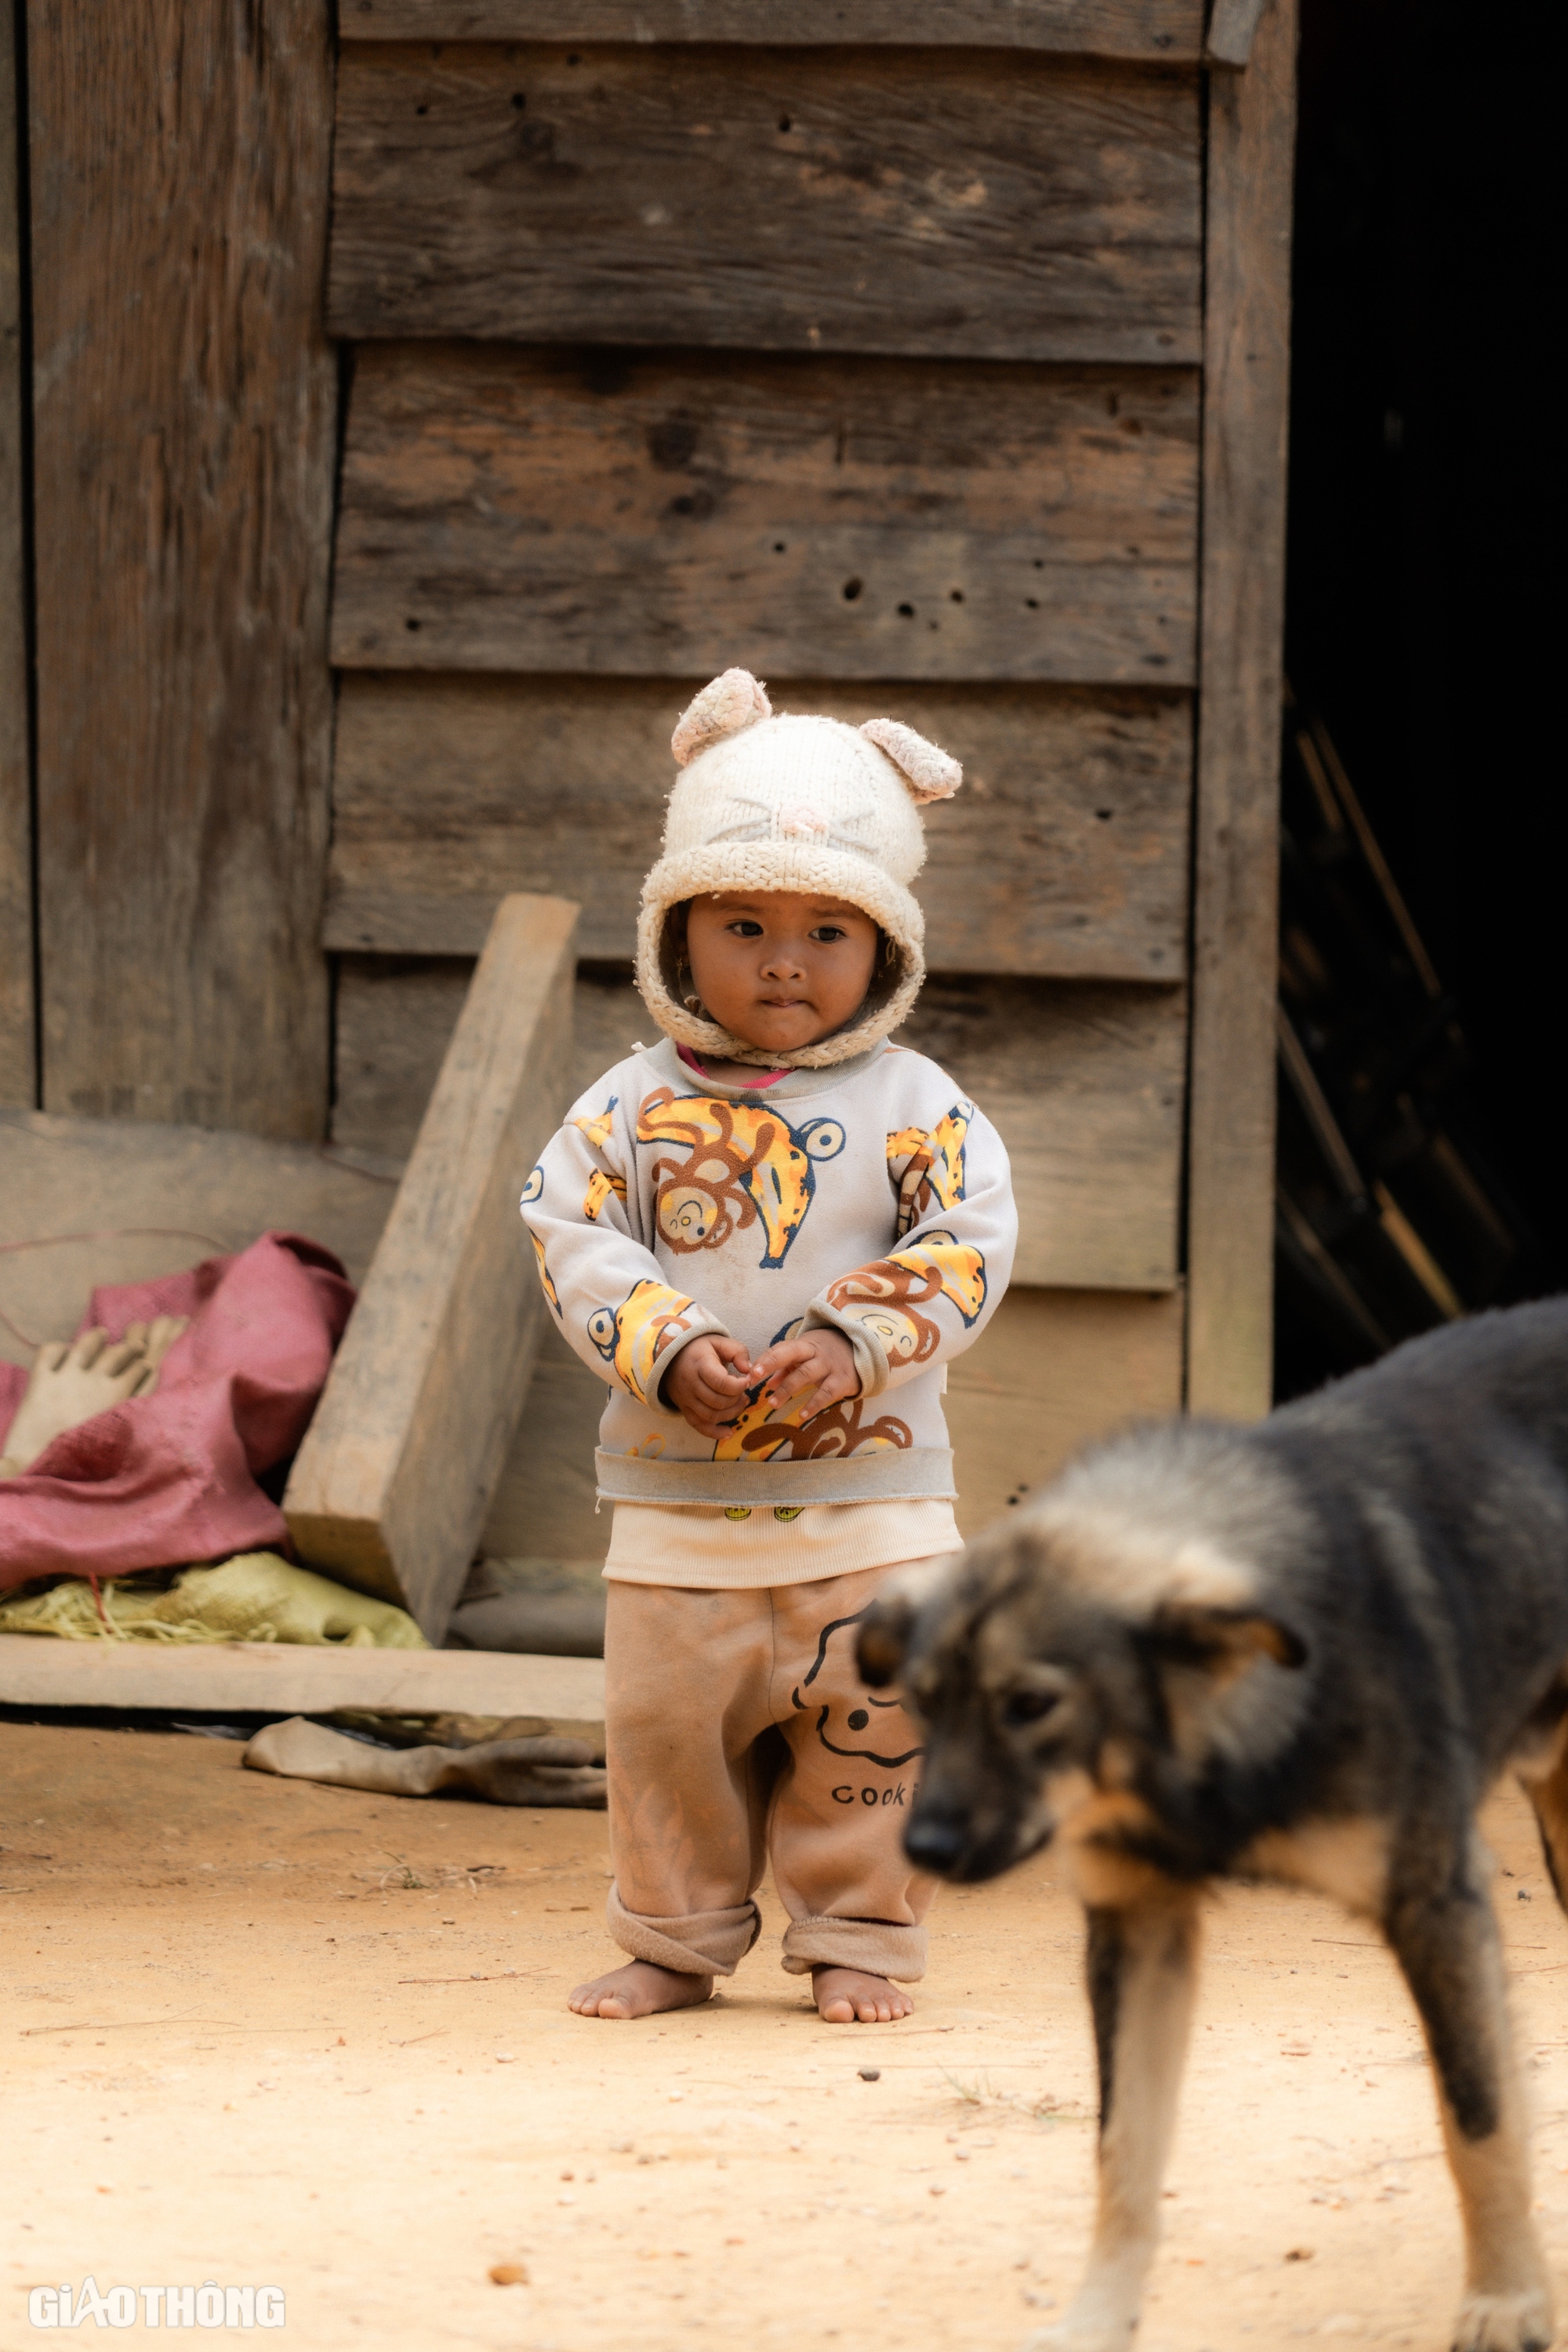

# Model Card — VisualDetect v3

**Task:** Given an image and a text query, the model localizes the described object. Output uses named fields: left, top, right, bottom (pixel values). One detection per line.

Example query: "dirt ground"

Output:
left=3, top=1720, right=1567, bottom=2352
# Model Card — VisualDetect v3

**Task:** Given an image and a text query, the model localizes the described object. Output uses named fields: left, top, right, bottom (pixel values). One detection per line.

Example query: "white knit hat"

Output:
left=635, top=670, right=963, bottom=1068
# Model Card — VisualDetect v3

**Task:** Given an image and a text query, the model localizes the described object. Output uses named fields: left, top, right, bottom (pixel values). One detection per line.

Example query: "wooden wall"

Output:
left=1, top=0, right=31, bottom=1108
left=24, top=0, right=337, bottom=1138
left=316, top=0, right=1298, bottom=1543
left=3, top=1, right=1294, bottom=1541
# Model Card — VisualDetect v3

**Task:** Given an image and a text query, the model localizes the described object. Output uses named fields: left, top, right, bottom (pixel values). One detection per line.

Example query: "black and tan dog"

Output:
left=859, top=1299, right=1568, bottom=2352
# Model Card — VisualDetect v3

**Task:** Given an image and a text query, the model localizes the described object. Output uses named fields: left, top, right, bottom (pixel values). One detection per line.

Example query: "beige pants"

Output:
left=604, top=1564, right=936, bottom=1982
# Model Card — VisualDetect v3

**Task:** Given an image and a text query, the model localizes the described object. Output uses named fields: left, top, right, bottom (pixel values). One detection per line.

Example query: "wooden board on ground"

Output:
left=0, top=0, right=31, bottom=1109
left=0, top=1110, right=401, bottom=1371
left=329, top=46, right=1200, bottom=363
left=285, top=895, right=579, bottom=1639
left=0, top=1632, right=604, bottom=1729
left=332, top=964, right=1184, bottom=1287
left=27, top=0, right=336, bottom=1139
left=328, top=677, right=1192, bottom=980
left=481, top=1285, right=1185, bottom=1562
left=331, top=347, right=1198, bottom=684
left=340, top=2, right=1207, bottom=62
left=1185, top=0, right=1295, bottom=1416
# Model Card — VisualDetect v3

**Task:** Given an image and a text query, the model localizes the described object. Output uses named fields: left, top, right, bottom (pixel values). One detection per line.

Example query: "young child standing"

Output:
left=522, top=669, right=1017, bottom=2026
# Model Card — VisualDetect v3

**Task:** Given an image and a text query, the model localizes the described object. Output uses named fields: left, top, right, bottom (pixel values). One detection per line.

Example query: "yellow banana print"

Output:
left=583, top=1167, right=629, bottom=1224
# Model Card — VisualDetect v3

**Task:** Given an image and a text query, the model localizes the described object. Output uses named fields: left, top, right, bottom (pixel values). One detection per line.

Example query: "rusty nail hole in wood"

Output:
left=779, top=114, right=792, bottom=132
left=416, top=103, right=428, bottom=116
left=897, top=603, right=915, bottom=619
left=405, top=617, right=421, bottom=631
left=1025, top=599, right=1040, bottom=611
left=841, top=579, right=862, bottom=602
left=773, top=543, right=786, bottom=554
left=511, top=93, right=526, bottom=110
left=1094, top=808, right=1114, bottom=822
left=949, top=589, right=964, bottom=603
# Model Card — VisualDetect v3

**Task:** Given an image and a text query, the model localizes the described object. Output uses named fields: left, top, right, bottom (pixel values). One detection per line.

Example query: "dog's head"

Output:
left=857, top=1428, right=1312, bottom=1885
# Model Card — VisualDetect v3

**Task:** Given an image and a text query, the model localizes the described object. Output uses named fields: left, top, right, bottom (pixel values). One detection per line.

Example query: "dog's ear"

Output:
left=856, top=1554, right=959, bottom=1687
left=857, top=1595, right=916, bottom=1689
left=1150, top=1602, right=1308, bottom=1678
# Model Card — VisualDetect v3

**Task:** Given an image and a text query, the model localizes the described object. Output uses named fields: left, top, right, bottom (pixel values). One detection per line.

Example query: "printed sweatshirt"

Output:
left=521, top=1036, right=1017, bottom=1509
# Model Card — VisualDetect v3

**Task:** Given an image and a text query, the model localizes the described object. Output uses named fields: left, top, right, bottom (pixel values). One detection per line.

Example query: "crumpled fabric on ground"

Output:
left=0, top=1552, right=424, bottom=1648
left=244, top=1715, right=607, bottom=1806
left=0, top=1233, right=354, bottom=1592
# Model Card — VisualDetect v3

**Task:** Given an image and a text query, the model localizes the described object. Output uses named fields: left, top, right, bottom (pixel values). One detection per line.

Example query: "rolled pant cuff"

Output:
left=606, top=1882, right=761, bottom=1977
left=780, top=1915, right=927, bottom=1982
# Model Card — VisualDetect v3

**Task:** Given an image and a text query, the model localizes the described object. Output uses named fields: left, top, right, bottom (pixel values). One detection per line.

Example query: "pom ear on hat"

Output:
left=859, top=717, right=963, bottom=804
left=672, top=669, right=772, bottom=767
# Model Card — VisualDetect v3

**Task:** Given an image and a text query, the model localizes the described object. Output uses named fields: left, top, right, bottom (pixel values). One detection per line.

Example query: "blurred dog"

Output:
left=858, top=1299, right=1568, bottom=2352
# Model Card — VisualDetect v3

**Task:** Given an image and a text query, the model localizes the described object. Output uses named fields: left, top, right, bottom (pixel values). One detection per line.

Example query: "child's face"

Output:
left=684, top=891, right=880, bottom=1055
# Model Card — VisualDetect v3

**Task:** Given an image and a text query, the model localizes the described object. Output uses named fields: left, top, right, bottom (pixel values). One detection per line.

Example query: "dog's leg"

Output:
left=1028, top=1891, right=1200, bottom=2352
left=1386, top=1871, right=1553, bottom=2352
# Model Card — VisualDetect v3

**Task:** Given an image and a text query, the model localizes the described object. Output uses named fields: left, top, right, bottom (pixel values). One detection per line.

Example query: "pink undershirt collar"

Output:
left=677, top=1043, right=789, bottom=1090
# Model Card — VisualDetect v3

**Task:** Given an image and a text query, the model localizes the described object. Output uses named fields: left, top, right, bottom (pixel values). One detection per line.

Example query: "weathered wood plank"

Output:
left=332, top=956, right=642, bottom=1162
left=328, top=676, right=1191, bottom=979
left=340, top=2, right=1207, bottom=63
left=1185, top=0, right=1295, bottom=1416
left=903, top=976, right=1184, bottom=1290
left=0, top=0, right=32, bottom=1109
left=332, top=348, right=1198, bottom=684
left=1205, top=0, right=1268, bottom=66
left=0, top=1630, right=604, bottom=1726
left=481, top=1284, right=1185, bottom=1563
left=328, top=45, right=1200, bottom=362
left=285, top=895, right=579, bottom=1640
left=333, top=961, right=1184, bottom=1290
left=27, top=0, right=336, bottom=1138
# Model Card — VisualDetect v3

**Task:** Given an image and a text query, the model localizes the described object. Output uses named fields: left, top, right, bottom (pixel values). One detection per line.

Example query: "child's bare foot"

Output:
left=812, top=1965, right=913, bottom=2024
left=0, top=1317, right=188, bottom=1477
left=568, top=1960, right=713, bottom=2020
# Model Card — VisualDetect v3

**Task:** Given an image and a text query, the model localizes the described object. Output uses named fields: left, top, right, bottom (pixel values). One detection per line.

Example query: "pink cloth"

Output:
left=0, top=1233, right=354, bottom=1592
left=676, top=1044, right=787, bottom=1088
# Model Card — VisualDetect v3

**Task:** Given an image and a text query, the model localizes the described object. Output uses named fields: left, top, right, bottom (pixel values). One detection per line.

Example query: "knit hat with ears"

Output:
left=635, top=669, right=963, bottom=1069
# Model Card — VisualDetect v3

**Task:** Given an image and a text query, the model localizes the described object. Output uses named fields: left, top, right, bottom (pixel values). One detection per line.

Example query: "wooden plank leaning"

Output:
left=284, top=893, right=579, bottom=1640
left=1185, top=0, right=1297, bottom=1416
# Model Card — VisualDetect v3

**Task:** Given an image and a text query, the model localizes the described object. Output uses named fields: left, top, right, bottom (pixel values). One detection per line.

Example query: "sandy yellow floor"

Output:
left=3, top=1720, right=1567, bottom=2350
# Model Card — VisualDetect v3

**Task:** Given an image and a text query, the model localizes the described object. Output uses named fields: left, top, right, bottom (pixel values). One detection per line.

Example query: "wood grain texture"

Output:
left=328, top=45, right=1200, bottom=363
left=27, top=0, right=336, bottom=1138
left=332, top=957, right=648, bottom=1161
left=332, top=960, right=1184, bottom=1288
left=0, top=1630, right=604, bottom=1724
left=0, top=0, right=31, bottom=1108
left=1205, top=0, right=1268, bottom=65
left=903, top=976, right=1185, bottom=1289
left=339, top=2, right=1207, bottom=63
left=328, top=675, right=1192, bottom=978
left=332, top=347, right=1198, bottom=683
left=1185, top=0, right=1296, bottom=1416
left=285, top=895, right=579, bottom=1639
left=480, top=1284, right=1185, bottom=1563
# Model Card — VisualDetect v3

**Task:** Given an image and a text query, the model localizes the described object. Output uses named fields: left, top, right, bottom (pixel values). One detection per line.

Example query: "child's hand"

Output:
left=749, top=1328, right=861, bottom=1418
left=663, top=1335, right=754, bottom=1439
